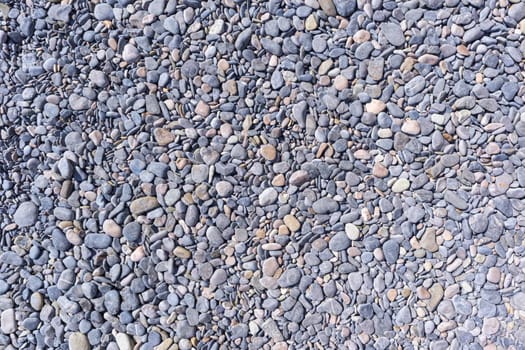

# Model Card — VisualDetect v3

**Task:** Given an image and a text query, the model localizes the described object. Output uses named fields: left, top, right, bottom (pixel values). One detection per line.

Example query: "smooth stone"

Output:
left=420, top=228, right=438, bottom=252
left=69, top=94, right=90, bottom=110
left=444, top=191, right=468, bottom=210
left=13, top=201, right=38, bottom=227
left=312, top=197, right=339, bottom=214
left=278, top=268, right=301, bottom=288
left=329, top=232, right=351, bottom=251
left=0, top=309, right=15, bottom=334
left=122, top=44, right=139, bottom=62
left=259, top=188, right=278, bottom=206
left=115, top=333, right=134, bottom=350
left=94, top=3, right=114, bottom=20
left=68, top=332, right=90, bottom=350
left=130, top=197, right=159, bottom=216
left=345, top=223, right=360, bottom=240
left=84, top=234, right=112, bottom=249
left=382, top=240, right=399, bottom=264
left=391, top=178, right=410, bottom=193
left=382, top=23, right=404, bottom=46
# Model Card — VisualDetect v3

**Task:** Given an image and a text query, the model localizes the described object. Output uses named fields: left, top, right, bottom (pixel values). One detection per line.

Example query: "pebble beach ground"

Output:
left=1, top=0, right=525, bottom=349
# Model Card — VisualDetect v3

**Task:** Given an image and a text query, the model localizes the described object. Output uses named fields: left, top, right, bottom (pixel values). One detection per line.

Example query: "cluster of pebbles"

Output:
left=1, top=0, right=525, bottom=349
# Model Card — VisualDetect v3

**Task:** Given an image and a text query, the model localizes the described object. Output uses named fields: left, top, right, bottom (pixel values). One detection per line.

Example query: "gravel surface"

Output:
left=1, top=0, right=525, bottom=349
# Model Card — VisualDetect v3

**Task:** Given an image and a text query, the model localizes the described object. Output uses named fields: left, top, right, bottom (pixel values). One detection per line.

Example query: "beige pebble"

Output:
left=103, top=219, right=122, bottom=238
left=401, top=119, right=421, bottom=135
left=333, top=75, right=348, bottom=90
left=365, top=99, right=386, bottom=114
left=130, top=246, right=145, bottom=262
left=195, top=100, right=210, bottom=117
left=260, top=144, right=277, bottom=161
left=486, top=267, right=501, bottom=283
left=305, top=14, right=317, bottom=31
left=283, top=214, right=301, bottom=232
left=372, top=163, right=389, bottom=178
left=353, top=29, right=370, bottom=43
left=153, top=128, right=174, bottom=146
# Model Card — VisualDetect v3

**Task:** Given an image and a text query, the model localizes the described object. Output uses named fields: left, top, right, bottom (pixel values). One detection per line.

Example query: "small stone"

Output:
left=215, top=181, right=233, bottom=197
left=88, top=70, right=108, bottom=88
left=68, top=332, right=90, bottom=350
left=123, top=222, right=141, bottom=242
left=13, top=201, right=38, bottom=227
left=372, top=163, right=389, bottom=178
left=173, top=246, right=191, bottom=259
left=318, top=0, right=336, bottom=16
left=153, top=128, right=174, bottom=146
left=405, top=76, right=426, bottom=96
left=401, top=120, right=421, bottom=135
left=260, top=144, right=277, bottom=161
left=482, top=318, right=499, bottom=336
left=348, top=272, right=363, bottom=291
left=345, top=223, right=360, bottom=240
left=122, top=44, right=139, bottom=63
left=333, top=75, right=348, bottom=90
left=420, top=228, right=438, bottom=252
left=444, top=191, right=468, bottom=210
left=130, top=196, right=160, bottom=216
left=195, top=100, right=210, bottom=117
left=395, top=306, right=412, bottom=325
left=383, top=240, right=399, bottom=264
left=102, top=220, right=121, bottom=237
left=84, top=234, right=112, bottom=249
left=289, top=170, right=310, bottom=186
left=329, top=232, right=351, bottom=252
left=259, top=188, right=278, bottom=206
left=511, top=292, right=525, bottom=310
left=210, top=269, right=227, bottom=288
left=312, top=197, right=339, bottom=214
left=48, top=4, right=72, bottom=22
left=486, top=267, right=500, bottom=284
left=115, top=333, right=134, bottom=350
left=69, top=94, right=90, bottom=110
left=427, top=284, right=444, bottom=311
left=365, top=99, right=386, bottom=114
left=94, top=3, right=114, bottom=20
left=0, top=309, right=15, bottom=334
left=305, top=14, right=317, bottom=31
left=382, top=23, right=404, bottom=46
left=391, top=178, right=410, bottom=193
left=283, top=214, right=300, bottom=232
left=209, top=19, right=225, bottom=35
left=468, top=213, right=488, bottom=233
left=278, top=268, right=301, bottom=288
left=509, top=3, right=525, bottom=22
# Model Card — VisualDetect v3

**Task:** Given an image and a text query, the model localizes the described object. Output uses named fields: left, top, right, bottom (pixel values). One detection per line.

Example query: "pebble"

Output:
left=391, top=178, right=410, bottom=193
left=382, top=240, right=399, bottom=264
left=130, top=197, right=159, bottom=216
left=13, top=201, right=38, bottom=227
left=94, top=4, right=114, bottom=21
left=329, top=232, right=351, bottom=252
left=68, top=332, right=90, bottom=350
left=0, top=309, right=15, bottom=334
left=259, top=188, right=278, bottom=206
left=312, top=197, right=339, bottom=214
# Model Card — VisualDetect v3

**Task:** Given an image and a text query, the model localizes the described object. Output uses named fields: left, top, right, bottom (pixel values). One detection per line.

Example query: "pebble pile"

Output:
left=1, top=0, right=525, bottom=349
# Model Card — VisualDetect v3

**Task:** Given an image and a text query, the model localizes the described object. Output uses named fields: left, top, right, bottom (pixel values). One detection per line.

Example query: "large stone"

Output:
left=68, top=332, right=90, bottom=350
left=13, top=201, right=38, bottom=227
left=130, top=196, right=159, bottom=216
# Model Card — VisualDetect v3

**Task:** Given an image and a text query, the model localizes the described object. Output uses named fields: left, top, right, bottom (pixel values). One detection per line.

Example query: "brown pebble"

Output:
left=153, top=128, right=174, bottom=146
